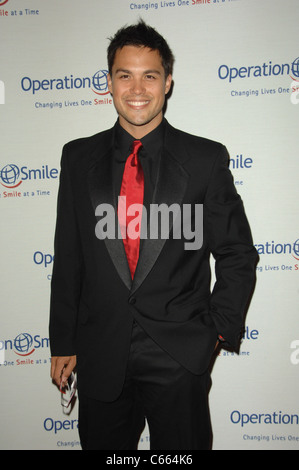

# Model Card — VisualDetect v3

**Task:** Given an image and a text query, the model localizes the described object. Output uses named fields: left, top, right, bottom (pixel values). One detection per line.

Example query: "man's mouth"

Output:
left=127, top=100, right=150, bottom=108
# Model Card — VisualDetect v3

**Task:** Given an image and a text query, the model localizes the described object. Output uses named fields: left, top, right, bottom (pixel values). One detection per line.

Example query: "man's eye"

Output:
left=145, top=75, right=155, bottom=80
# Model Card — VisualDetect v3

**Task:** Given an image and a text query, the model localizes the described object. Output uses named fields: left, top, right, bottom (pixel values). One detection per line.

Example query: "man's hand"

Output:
left=51, top=356, right=77, bottom=389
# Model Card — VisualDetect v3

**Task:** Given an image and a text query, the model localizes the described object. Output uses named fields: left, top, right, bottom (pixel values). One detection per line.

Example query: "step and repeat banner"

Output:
left=1, top=0, right=298, bottom=450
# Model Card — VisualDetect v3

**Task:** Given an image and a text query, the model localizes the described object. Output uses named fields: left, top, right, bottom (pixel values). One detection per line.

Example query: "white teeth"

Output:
left=128, top=101, right=149, bottom=106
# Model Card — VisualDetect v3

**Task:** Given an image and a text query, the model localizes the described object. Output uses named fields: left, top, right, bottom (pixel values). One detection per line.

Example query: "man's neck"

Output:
left=118, top=114, right=163, bottom=140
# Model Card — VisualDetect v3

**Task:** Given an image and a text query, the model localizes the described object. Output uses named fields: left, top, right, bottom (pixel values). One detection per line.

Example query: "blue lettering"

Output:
left=231, top=411, right=299, bottom=427
left=20, top=165, right=58, bottom=181
left=34, top=335, right=45, bottom=349
left=44, top=418, right=79, bottom=434
left=21, top=77, right=32, bottom=92
left=33, top=251, right=54, bottom=268
left=21, top=74, right=93, bottom=94
left=0, top=339, right=13, bottom=351
left=218, top=64, right=229, bottom=80
left=33, top=335, right=49, bottom=349
left=219, top=60, right=293, bottom=82
left=254, top=240, right=294, bottom=255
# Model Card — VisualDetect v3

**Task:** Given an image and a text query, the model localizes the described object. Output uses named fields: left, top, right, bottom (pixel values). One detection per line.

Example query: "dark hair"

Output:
left=107, top=20, right=174, bottom=77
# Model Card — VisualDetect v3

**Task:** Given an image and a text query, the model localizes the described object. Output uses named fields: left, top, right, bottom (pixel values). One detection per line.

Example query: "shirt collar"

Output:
left=114, top=118, right=166, bottom=162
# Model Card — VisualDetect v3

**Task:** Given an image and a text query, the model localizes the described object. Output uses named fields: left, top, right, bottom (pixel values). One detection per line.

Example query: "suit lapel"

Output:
left=87, top=122, right=189, bottom=294
left=87, top=133, right=132, bottom=291
left=131, top=126, right=189, bottom=294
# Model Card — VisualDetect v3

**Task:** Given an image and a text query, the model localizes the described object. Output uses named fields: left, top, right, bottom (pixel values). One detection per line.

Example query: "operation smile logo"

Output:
left=13, top=333, right=35, bottom=357
left=20, top=69, right=109, bottom=96
left=255, top=238, right=299, bottom=274
left=20, top=69, right=112, bottom=108
left=293, top=240, right=299, bottom=261
left=0, top=164, right=22, bottom=188
left=91, top=70, right=110, bottom=96
left=255, top=238, right=299, bottom=259
left=0, top=163, right=58, bottom=192
left=218, top=57, right=299, bottom=83
left=0, top=332, right=49, bottom=365
left=218, top=56, right=299, bottom=103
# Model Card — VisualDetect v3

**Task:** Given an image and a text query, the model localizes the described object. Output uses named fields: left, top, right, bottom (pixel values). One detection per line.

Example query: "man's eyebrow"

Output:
left=114, top=68, right=162, bottom=75
left=143, top=69, right=162, bottom=75
left=115, top=69, right=131, bottom=74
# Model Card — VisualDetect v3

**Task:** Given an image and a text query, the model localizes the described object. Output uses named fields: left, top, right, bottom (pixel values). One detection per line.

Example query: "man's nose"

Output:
left=130, top=78, right=146, bottom=95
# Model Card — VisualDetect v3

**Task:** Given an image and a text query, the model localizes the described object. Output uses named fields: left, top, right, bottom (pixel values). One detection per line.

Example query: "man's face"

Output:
left=108, top=45, right=172, bottom=138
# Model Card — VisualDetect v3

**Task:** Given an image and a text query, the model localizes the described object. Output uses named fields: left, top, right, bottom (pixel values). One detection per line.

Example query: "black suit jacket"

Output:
left=49, top=120, right=258, bottom=401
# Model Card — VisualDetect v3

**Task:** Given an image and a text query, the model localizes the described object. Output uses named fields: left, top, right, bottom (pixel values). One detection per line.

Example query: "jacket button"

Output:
left=129, top=297, right=136, bottom=305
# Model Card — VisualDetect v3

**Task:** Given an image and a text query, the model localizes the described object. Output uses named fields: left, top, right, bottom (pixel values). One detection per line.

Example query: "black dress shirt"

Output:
left=113, top=118, right=166, bottom=212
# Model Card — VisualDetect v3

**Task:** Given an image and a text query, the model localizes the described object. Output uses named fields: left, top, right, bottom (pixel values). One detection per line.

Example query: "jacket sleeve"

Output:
left=205, top=145, right=258, bottom=351
left=49, top=145, right=82, bottom=356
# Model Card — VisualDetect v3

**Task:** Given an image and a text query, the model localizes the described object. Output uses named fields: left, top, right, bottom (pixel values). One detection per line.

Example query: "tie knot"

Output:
left=132, top=140, right=143, bottom=155
left=130, top=140, right=142, bottom=167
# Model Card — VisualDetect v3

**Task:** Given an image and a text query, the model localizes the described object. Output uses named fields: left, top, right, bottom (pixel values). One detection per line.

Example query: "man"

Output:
left=50, top=20, right=257, bottom=450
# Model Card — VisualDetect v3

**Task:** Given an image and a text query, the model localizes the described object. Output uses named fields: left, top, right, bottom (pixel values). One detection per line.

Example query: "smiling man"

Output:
left=107, top=45, right=172, bottom=137
left=49, top=20, right=257, bottom=450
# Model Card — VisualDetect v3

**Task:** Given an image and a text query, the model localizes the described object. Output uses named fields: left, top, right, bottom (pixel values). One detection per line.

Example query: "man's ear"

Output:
left=165, top=74, right=173, bottom=95
left=107, top=73, right=113, bottom=95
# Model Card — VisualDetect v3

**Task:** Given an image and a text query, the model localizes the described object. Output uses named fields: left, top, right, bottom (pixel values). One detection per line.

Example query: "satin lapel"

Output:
left=88, top=145, right=132, bottom=291
left=131, top=145, right=189, bottom=295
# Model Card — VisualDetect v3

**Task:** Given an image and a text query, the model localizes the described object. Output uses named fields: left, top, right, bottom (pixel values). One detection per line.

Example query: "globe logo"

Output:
left=0, top=164, right=22, bottom=188
left=293, top=239, right=299, bottom=260
left=0, top=1, right=9, bottom=7
left=14, top=333, right=35, bottom=356
left=92, top=70, right=109, bottom=95
left=291, top=57, right=299, bottom=79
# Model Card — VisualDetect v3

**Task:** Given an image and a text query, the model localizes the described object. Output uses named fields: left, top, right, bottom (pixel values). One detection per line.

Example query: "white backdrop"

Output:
left=0, top=0, right=298, bottom=450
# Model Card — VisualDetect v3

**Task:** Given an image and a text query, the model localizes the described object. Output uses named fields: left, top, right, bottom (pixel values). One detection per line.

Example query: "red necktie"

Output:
left=118, top=140, right=144, bottom=279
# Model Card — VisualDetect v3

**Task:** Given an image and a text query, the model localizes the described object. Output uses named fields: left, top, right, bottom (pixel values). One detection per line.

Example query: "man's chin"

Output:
left=119, top=113, right=162, bottom=131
